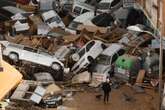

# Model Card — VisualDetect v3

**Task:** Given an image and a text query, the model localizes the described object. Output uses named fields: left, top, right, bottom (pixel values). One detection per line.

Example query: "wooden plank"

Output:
left=135, top=70, right=145, bottom=84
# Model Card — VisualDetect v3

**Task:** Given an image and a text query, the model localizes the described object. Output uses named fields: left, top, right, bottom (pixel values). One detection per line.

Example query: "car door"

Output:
left=22, top=47, right=38, bottom=63
left=110, top=53, right=118, bottom=65
left=36, top=49, right=53, bottom=66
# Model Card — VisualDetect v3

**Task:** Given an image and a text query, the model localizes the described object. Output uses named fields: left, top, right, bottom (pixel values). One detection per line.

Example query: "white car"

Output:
left=71, top=40, right=107, bottom=74
left=72, top=1, right=95, bottom=17
left=0, top=41, right=64, bottom=71
left=42, top=10, right=65, bottom=29
left=65, top=12, right=95, bottom=34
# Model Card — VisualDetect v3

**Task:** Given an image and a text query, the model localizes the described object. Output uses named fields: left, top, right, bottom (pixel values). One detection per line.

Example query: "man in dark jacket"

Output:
left=102, top=78, right=111, bottom=104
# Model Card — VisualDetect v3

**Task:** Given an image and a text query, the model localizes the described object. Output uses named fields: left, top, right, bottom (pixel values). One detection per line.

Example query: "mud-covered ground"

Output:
left=8, top=85, right=158, bottom=110
left=61, top=85, right=158, bottom=110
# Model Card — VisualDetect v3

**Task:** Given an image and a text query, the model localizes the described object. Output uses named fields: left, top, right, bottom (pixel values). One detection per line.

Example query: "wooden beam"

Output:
left=163, top=0, right=165, bottom=36
left=157, top=0, right=160, bottom=27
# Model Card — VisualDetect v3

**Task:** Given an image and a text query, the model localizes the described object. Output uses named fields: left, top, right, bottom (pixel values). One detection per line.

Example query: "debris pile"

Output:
left=0, top=0, right=164, bottom=109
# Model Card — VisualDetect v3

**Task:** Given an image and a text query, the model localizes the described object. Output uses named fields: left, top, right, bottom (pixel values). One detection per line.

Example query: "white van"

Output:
left=92, top=43, right=125, bottom=82
left=72, top=1, right=94, bottom=17
left=65, top=12, right=95, bottom=34
left=71, top=40, right=107, bottom=74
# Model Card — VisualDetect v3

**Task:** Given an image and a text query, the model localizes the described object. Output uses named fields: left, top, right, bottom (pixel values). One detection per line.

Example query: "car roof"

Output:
left=73, top=12, right=95, bottom=23
left=74, top=1, right=95, bottom=10
left=100, top=0, right=114, bottom=3
left=102, top=43, right=123, bottom=56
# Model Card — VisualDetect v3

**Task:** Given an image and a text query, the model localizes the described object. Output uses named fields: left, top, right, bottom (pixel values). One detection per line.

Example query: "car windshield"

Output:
left=68, top=21, right=82, bottom=30
left=24, top=46, right=38, bottom=53
left=98, top=3, right=110, bottom=9
left=91, top=13, right=114, bottom=27
left=96, top=54, right=111, bottom=65
left=78, top=48, right=85, bottom=58
left=46, top=16, right=61, bottom=24
left=38, top=49, right=51, bottom=56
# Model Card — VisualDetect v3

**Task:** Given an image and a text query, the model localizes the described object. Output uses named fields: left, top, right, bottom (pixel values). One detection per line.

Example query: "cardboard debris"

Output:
left=63, top=35, right=79, bottom=44
left=135, top=70, right=145, bottom=85
left=89, top=78, right=101, bottom=87
left=72, top=71, right=91, bottom=84
left=29, top=15, right=43, bottom=26
left=18, top=4, right=37, bottom=12
left=46, top=84, right=62, bottom=95
left=77, top=25, right=107, bottom=34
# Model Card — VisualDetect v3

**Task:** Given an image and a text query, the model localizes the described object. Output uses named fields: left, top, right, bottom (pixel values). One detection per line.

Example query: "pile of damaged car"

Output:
left=0, top=0, right=164, bottom=110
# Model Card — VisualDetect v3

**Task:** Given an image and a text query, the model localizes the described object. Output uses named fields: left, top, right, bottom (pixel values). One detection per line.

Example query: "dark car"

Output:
left=39, top=95, right=62, bottom=108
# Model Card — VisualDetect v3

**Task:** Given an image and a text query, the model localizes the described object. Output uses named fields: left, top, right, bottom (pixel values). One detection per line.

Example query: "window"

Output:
left=73, top=6, right=81, bottom=15
left=117, top=49, right=125, bottom=56
left=97, top=54, right=111, bottom=65
left=82, top=9, right=89, bottom=14
left=78, top=48, right=85, bottom=58
left=9, top=43, right=22, bottom=49
left=24, top=47, right=37, bottom=53
left=68, top=21, right=82, bottom=30
left=86, top=41, right=95, bottom=52
left=46, top=16, right=61, bottom=24
left=111, top=53, right=118, bottom=64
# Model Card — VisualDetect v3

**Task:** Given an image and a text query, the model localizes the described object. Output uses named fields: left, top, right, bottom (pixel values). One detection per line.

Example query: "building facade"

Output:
left=136, top=0, right=165, bottom=36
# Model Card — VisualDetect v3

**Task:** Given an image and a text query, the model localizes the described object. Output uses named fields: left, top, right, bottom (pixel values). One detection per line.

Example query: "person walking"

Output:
left=102, top=77, right=111, bottom=104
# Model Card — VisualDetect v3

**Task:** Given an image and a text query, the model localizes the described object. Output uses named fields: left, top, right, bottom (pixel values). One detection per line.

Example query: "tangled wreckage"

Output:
left=0, top=0, right=164, bottom=110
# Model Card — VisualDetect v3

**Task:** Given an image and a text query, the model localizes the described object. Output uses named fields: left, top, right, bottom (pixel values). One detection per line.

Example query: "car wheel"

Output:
left=51, top=62, right=62, bottom=71
left=51, top=62, right=63, bottom=81
left=72, top=53, right=80, bottom=62
left=9, top=53, right=19, bottom=62
left=87, top=56, right=94, bottom=63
